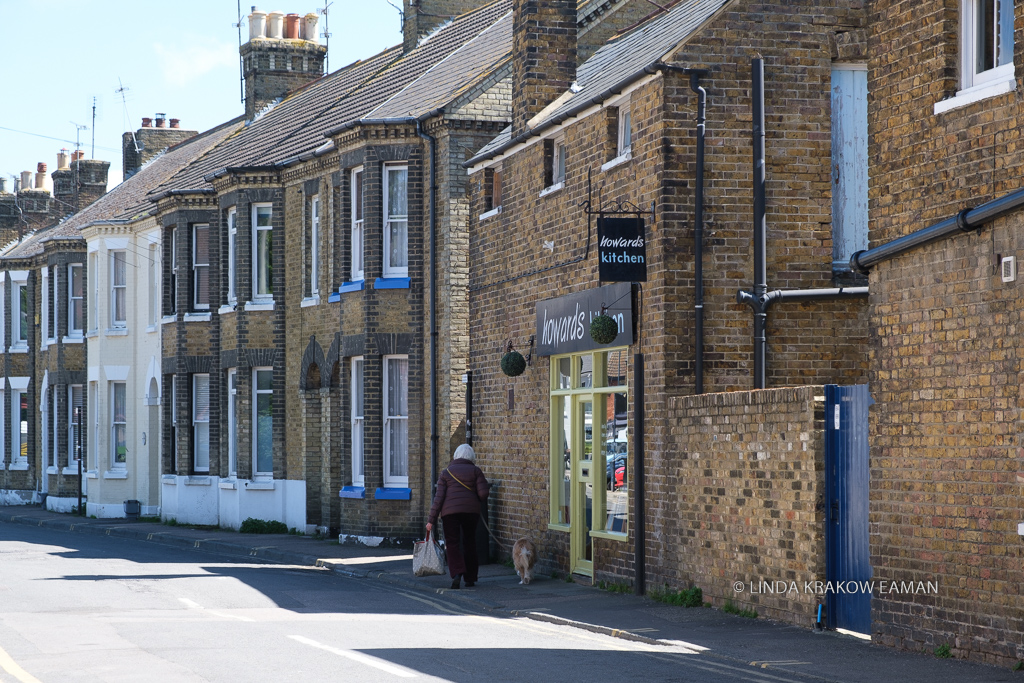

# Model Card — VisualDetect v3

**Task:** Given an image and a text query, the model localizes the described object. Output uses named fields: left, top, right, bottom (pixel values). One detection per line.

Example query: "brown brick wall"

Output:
left=868, top=0, right=1024, bottom=665
left=468, top=0, right=868, bottom=600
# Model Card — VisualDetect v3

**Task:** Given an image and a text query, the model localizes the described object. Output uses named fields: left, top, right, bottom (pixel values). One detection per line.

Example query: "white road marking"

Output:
left=645, top=652, right=810, bottom=683
left=391, top=590, right=472, bottom=616
left=288, top=635, right=418, bottom=678
left=177, top=597, right=255, bottom=622
left=0, top=644, right=41, bottom=683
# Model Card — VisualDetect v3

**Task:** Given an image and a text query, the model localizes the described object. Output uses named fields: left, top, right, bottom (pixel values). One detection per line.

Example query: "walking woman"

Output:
left=426, top=444, right=490, bottom=589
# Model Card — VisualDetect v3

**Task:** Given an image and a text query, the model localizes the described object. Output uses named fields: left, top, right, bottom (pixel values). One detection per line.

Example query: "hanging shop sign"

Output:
left=598, top=216, right=647, bottom=282
left=535, top=282, right=633, bottom=356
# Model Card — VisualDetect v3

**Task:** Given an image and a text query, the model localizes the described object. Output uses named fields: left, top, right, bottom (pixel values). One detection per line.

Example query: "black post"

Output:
left=751, top=58, right=767, bottom=390
left=465, top=370, right=473, bottom=446
left=691, top=72, right=707, bottom=394
left=633, top=351, right=645, bottom=596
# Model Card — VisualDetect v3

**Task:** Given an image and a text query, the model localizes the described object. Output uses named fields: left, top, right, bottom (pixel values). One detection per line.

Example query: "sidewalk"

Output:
left=0, top=506, right=1015, bottom=683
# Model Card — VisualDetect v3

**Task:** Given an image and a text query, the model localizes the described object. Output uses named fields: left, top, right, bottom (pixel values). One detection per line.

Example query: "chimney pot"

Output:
left=249, top=8, right=267, bottom=39
left=58, top=150, right=70, bottom=170
left=142, top=117, right=152, bottom=127
left=303, top=13, right=319, bottom=41
left=170, top=118, right=180, bottom=129
left=285, top=13, right=301, bottom=39
left=20, top=171, right=33, bottom=190
left=155, top=114, right=166, bottom=128
left=37, top=162, right=47, bottom=174
left=266, top=11, right=284, bottom=39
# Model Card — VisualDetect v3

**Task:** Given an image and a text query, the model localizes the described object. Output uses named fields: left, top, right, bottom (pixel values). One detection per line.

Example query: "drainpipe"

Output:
left=851, top=186, right=1024, bottom=273
left=751, top=58, right=768, bottom=389
left=737, top=58, right=869, bottom=389
left=415, top=120, right=439, bottom=497
left=690, top=71, right=708, bottom=394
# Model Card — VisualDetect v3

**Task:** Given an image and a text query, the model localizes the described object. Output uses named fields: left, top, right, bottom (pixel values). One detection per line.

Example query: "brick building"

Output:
left=856, top=0, right=1024, bottom=665
left=465, top=0, right=870, bottom=611
left=0, top=154, right=110, bottom=506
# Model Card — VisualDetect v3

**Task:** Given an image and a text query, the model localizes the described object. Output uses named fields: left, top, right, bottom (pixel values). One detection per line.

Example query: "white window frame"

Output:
left=553, top=138, right=566, bottom=186
left=252, top=367, right=273, bottom=477
left=68, top=384, right=83, bottom=468
left=383, top=355, right=409, bottom=487
left=192, top=224, right=210, bottom=311
left=11, top=389, right=28, bottom=466
left=148, top=243, right=158, bottom=327
left=252, top=204, right=274, bottom=301
left=227, top=207, right=237, bottom=304
left=310, top=194, right=320, bottom=296
left=41, top=267, right=50, bottom=344
left=68, top=263, right=84, bottom=337
left=12, top=279, right=28, bottom=347
left=169, top=228, right=178, bottom=315
left=351, top=168, right=364, bottom=281
left=383, top=165, right=409, bottom=278
left=192, top=374, right=210, bottom=473
left=110, top=250, right=127, bottom=329
left=227, top=369, right=237, bottom=477
left=617, top=103, right=632, bottom=157
left=88, top=381, right=98, bottom=470
left=170, top=375, right=178, bottom=474
left=962, top=0, right=1015, bottom=90
left=351, top=357, right=364, bottom=486
left=110, top=382, right=127, bottom=470
left=88, top=253, right=98, bottom=332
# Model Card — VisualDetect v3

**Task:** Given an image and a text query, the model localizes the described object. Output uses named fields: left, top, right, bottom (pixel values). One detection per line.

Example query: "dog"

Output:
left=512, top=538, right=537, bottom=585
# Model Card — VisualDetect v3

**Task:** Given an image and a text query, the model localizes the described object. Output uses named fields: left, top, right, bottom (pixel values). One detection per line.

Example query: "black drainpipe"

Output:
left=737, top=58, right=869, bottom=389
left=416, top=120, right=439, bottom=494
left=690, top=71, right=708, bottom=394
left=851, top=186, right=1024, bottom=273
left=751, top=58, right=768, bottom=389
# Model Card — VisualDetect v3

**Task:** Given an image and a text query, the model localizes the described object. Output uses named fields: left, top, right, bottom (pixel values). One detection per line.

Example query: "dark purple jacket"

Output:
left=427, top=459, right=490, bottom=524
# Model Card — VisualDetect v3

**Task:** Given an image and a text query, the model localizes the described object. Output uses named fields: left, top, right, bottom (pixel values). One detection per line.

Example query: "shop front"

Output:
left=537, top=282, right=634, bottom=577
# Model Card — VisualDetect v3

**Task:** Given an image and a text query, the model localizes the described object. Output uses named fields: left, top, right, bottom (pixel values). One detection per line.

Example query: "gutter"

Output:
left=324, top=109, right=446, bottom=138
left=850, top=186, right=1024, bottom=273
left=147, top=188, right=217, bottom=202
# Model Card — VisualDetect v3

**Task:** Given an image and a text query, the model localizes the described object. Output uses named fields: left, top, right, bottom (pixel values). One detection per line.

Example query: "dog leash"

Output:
left=443, top=468, right=511, bottom=552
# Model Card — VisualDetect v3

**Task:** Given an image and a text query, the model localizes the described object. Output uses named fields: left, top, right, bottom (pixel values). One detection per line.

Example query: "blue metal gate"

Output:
left=824, top=384, right=872, bottom=634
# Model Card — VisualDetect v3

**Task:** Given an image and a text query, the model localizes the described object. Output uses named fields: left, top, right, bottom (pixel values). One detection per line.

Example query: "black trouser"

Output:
left=441, top=512, right=479, bottom=581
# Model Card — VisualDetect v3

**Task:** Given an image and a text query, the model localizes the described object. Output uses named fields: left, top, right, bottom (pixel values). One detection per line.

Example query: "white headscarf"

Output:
left=453, top=444, right=476, bottom=462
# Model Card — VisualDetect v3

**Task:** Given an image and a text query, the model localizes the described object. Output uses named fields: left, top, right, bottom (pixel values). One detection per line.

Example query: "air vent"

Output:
left=1001, top=255, right=1016, bottom=283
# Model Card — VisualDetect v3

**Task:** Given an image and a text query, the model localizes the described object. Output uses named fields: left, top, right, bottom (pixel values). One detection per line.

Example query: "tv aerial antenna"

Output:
left=233, top=1, right=246, bottom=104
left=116, top=78, right=140, bottom=153
left=320, top=2, right=333, bottom=73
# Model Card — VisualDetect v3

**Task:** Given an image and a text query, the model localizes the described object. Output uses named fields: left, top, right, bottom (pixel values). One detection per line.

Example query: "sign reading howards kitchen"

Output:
left=535, top=282, right=634, bottom=356
left=597, top=216, right=647, bottom=282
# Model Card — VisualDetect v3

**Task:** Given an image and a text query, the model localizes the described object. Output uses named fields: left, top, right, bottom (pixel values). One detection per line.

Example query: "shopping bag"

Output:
left=413, top=529, right=446, bottom=577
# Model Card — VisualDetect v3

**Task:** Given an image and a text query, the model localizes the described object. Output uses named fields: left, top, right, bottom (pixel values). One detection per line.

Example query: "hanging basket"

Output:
left=590, top=314, right=619, bottom=344
left=500, top=350, right=527, bottom=377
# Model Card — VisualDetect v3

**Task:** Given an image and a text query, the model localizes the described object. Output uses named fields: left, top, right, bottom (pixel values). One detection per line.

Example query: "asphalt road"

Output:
left=0, top=523, right=833, bottom=683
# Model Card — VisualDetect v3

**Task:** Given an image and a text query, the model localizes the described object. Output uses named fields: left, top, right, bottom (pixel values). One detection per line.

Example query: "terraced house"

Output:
left=466, top=0, right=871, bottom=628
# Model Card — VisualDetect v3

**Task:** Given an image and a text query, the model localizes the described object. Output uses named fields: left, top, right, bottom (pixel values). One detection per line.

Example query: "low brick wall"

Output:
left=661, top=386, right=826, bottom=626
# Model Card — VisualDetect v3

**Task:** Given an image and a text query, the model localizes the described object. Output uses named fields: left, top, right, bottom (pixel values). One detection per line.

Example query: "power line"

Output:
left=0, top=126, right=120, bottom=154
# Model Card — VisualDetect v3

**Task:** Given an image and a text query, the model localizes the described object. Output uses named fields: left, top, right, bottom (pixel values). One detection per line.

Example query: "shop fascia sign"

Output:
left=535, top=282, right=634, bottom=356
left=598, top=216, right=647, bottom=282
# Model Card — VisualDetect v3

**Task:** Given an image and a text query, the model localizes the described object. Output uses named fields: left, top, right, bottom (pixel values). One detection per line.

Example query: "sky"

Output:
left=0, top=0, right=404, bottom=189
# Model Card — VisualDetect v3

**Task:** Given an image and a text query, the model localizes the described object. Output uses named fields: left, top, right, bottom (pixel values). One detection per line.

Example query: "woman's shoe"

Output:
left=464, top=580, right=475, bottom=587
left=451, top=574, right=462, bottom=589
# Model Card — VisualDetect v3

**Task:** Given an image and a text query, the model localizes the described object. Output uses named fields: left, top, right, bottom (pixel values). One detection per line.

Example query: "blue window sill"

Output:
left=375, top=487, right=411, bottom=500
left=338, top=280, right=365, bottom=294
left=327, top=292, right=341, bottom=303
left=339, top=486, right=366, bottom=499
left=374, top=277, right=410, bottom=290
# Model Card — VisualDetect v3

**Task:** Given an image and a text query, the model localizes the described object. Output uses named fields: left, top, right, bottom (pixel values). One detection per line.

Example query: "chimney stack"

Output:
left=512, top=0, right=578, bottom=139
left=402, top=0, right=489, bottom=53
left=122, top=115, right=198, bottom=179
left=240, top=6, right=328, bottom=120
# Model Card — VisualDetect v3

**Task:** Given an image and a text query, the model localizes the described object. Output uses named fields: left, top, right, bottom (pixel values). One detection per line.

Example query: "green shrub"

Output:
left=723, top=600, right=758, bottom=619
left=934, top=644, right=952, bottom=659
left=650, top=584, right=704, bottom=608
left=239, top=518, right=288, bottom=534
left=596, top=580, right=632, bottom=594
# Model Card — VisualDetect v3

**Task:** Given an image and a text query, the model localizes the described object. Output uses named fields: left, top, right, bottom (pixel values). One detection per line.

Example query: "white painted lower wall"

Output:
left=161, top=476, right=305, bottom=530
left=0, top=489, right=37, bottom=506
